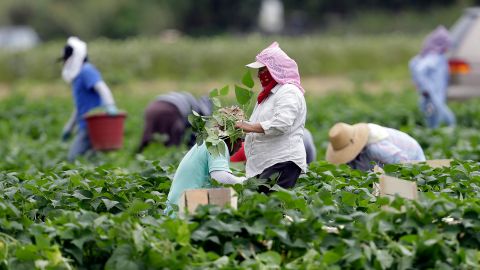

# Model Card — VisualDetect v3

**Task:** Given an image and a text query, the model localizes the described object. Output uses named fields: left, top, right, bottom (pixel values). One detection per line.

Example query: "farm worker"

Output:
left=326, top=122, right=426, bottom=171
left=164, top=120, right=246, bottom=216
left=230, top=128, right=317, bottom=164
left=409, top=26, right=456, bottom=128
left=59, top=37, right=118, bottom=162
left=236, top=41, right=307, bottom=192
left=137, top=92, right=212, bottom=153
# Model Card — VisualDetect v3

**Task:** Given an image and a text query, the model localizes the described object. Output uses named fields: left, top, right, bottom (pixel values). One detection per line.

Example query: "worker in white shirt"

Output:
left=235, top=41, right=307, bottom=193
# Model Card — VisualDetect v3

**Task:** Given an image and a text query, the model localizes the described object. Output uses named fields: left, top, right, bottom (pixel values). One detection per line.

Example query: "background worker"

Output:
left=326, top=122, right=425, bottom=171
left=60, top=37, right=117, bottom=162
left=409, top=26, right=456, bottom=128
left=137, top=92, right=212, bottom=153
left=164, top=110, right=246, bottom=216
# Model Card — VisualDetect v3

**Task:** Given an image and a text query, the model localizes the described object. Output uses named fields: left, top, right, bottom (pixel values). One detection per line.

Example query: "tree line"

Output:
left=0, top=0, right=476, bottom=40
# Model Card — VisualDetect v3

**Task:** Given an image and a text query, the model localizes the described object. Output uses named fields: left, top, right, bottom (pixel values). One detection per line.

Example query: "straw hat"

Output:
left=326, top=122, right=370, bottom=164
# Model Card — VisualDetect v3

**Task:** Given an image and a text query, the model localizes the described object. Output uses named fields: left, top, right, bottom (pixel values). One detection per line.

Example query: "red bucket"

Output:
left=84, top=112, right=127, bottom=151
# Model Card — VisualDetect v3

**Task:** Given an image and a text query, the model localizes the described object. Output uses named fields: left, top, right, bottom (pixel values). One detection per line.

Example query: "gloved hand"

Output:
left=105, top=104, right=118, bottom=116
left=61, top=128, right=72, bottom=142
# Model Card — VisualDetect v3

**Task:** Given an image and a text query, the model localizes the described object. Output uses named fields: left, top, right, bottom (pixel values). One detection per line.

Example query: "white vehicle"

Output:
left=0, top=26, right=40, bottom=51
left=448, top=8, right=480, bottom=100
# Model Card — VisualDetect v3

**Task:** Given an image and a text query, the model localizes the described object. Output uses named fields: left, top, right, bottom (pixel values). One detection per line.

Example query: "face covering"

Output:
left=62, top=37, right=87, bottom=83
left=257, top=68, right=277, bottom=104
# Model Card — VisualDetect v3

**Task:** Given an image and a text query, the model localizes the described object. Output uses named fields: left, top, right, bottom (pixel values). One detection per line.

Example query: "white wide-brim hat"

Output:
left=245, top=61, right=265, bottom=69
left=326, top=122, right=370, bottom=165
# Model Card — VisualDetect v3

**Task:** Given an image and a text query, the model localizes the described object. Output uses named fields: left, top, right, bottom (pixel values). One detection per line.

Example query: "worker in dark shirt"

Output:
left=137, top=92, right=212, bottom=153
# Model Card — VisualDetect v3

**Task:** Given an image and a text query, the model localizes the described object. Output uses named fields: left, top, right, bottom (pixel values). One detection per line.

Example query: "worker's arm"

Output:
left=62, top=109, right=77, bottom=141
left=210, top=171, right=247, bottom=185
left=235, top=122, right=264, bottom=133
left=93, top=81, right=117, bottom=114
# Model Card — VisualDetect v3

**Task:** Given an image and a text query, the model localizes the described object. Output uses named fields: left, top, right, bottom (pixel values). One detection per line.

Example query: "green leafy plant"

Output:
left=4, top=82, right=480, bottom=268
left=188, top=71, right=255, bottom=156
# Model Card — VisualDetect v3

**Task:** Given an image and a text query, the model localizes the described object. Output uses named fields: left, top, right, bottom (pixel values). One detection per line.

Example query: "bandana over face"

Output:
left=257, top=68, right=277, bottom=104
left=62, top=37, right=87, bottom=83
left=254, top=41, right=304, bottom=94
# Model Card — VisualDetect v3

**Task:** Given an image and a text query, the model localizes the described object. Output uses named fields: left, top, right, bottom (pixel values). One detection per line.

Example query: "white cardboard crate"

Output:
left=178, top=188, right=237, bottom=216
left=379, top=174, right=418, bottom=200
left=373, top=165, right=418, bottom=200
left=403, top=159, right=452, bottom=168
left=372, top=159, right=452, bottom=198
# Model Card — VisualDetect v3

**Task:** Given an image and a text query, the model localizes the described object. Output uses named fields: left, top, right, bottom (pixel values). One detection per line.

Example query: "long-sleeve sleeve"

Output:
left=259, top=90, right=302, bottom=136
left=63, top=108, right=77, bottom=132
left=410, top=54, right=448, bottom=98
left=93, top=81, right=115, bottom=106
left=210, top=170, right=247, bottom=185
left=367, top=141, right=410, bottom=165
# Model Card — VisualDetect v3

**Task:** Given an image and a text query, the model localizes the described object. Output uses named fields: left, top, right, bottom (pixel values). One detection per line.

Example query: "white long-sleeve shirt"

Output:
left=244, top=83, right=307, bottom=177
left=211, top=171, right=246, bottom=184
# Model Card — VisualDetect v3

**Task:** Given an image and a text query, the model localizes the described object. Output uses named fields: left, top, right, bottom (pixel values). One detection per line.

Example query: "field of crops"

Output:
left=1, top=79, right=480, bottom=269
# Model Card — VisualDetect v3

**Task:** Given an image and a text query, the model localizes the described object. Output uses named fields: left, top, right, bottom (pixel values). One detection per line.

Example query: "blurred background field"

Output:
left=0, top=0, right=476, bottom=95
left=0, top=0, right=478, bottom=167
left=4, top=88, right=480, bottom=173
left=0, top=0, right=477, bottom=161
left=0, top=34, right=421, bottom=94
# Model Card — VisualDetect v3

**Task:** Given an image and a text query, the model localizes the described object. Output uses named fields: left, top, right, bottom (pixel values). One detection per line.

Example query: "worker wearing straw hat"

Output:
left=326, top=122, right=425, bottom=171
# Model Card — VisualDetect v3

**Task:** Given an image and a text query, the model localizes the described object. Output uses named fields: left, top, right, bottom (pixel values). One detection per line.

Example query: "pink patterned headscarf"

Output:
left=255, top=42, right=305, bottom=94
left=420, top=26, right=451, bottom=56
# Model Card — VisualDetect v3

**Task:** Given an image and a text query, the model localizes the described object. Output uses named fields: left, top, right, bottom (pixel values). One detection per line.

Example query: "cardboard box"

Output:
left=379, top=174, right=418, bottom=200
left=178, top=188, right=237, bottom=216
left=403, top=159, right=452, bottom=168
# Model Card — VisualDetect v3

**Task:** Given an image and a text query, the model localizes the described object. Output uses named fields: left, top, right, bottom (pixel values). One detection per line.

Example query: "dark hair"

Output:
left=60, top=45, right=88, bottom=63
left=62, top=45, right=73, bottom=62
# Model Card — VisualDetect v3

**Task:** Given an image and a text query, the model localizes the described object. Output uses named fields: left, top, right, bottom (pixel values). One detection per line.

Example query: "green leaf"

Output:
left=102, top=199, right=119, bottom=211
left=177, top=222, right=190, bottom=246
left=209, top=88, right=219, bottom=98
left=375, top=250, right=393, bottom=269
left=219, top=85, right=229, bottom=96
left=341, top=191, right=356, bottom=207
left=105, top=245, right=139, bottom=270
left=132, top=224, right=145, bottom=252
left=34, top=234, right=50, bottom=250
left=213, top=256, right=229, bottom=267
left=212, top=97, right=221, bottom=108
left=187, top=114, right=196, bottom=126
left=323, top=250, right=342, bottom=264
left=72, top=235, right=94, bottom=250
left=73, top=190, right=91, bottom=200
left=235, top=85, right=254, bottom=105
left=242, top=70, right=254, bottom=88
left=257, top=251, right=282, bottom=266
left=15, top=245, right=40, bottom=261
left=128, top=200, right=150, bottom=214
left=217, top=142, right=227, bottom=156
